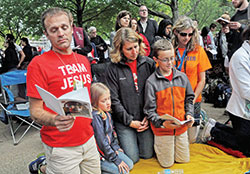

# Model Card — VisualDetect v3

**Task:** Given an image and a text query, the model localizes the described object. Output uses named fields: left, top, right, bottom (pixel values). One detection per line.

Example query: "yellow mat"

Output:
left=131, top=143, right=250, bottom=174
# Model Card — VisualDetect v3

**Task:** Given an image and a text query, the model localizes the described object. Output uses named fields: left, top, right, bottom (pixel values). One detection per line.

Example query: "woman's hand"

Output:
left=118, top=161, right=130, bottom=174
left=185, top=115, right=194, bottom=128
left=129, top=117, right=149, bottom=132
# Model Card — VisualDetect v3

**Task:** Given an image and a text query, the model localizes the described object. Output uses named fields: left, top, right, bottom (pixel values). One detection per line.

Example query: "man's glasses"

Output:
left=179, top=32, right=194, bottom=37
left=139, top=9, right=148, bottom=12
left=158, top=57, right=175, bottom=62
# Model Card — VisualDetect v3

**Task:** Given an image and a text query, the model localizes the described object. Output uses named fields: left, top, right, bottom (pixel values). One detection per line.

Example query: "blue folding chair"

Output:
left=0, top=70, right=41, bottom=145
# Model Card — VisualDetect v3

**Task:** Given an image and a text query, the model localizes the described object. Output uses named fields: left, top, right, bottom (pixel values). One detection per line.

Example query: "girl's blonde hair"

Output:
left=110, top=27, right=145, bottom=63
left=172, top=16, right=199, bottom=52
left=90, top=83, right=110, bottom=109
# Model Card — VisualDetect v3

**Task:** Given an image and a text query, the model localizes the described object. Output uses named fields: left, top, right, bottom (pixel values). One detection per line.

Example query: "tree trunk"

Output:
left=76, top=0, right=83, bottom=27
left=171, top=0, right=179, bottom=23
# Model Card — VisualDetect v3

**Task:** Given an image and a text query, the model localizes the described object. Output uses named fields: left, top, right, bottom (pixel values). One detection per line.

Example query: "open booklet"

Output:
left=160, top=113, right=192, bottom=125
left=35, top=85, right=92, bottom=119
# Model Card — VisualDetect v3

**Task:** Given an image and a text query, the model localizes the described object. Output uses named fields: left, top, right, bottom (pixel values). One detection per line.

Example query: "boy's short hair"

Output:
left=153, top=39, right=173, bottom=58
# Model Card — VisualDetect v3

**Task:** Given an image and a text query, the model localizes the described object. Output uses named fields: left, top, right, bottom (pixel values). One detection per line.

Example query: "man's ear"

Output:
left=43, top=30, right=48, bottom=38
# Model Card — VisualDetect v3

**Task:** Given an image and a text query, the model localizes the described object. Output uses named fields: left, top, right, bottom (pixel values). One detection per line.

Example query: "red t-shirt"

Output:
left=164, top=71, right=173, bottom=81
left=126, top=60, right=138, bottom=91
left=27, top=50, right=93, bottom=147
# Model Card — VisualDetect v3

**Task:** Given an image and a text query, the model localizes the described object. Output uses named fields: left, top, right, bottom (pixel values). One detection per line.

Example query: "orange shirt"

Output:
left=174, top=45, right=212, bottom=102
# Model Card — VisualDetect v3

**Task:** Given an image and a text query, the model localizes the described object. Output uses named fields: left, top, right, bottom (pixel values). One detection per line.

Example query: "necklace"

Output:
left=53, top=50, right=79, bottom=66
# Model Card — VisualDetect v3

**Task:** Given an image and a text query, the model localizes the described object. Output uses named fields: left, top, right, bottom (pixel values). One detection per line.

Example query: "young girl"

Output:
left=91, top=83, right=134, bottom=174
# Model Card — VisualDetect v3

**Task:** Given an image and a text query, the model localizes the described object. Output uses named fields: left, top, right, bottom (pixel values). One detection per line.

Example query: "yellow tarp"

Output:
left=131, top=143, right=250, bottom=174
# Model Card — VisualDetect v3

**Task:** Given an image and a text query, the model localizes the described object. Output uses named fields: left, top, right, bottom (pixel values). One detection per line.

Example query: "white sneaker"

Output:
left=201, top=122, right=214, bottom=142
left=208, top=118, right=216, bottom=127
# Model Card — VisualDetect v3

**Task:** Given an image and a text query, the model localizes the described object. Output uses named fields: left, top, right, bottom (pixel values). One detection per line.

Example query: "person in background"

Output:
left=172, top=16, right=212, bottom=143
left=208, top=23, right=217, bottom=50
left=105, top=27, right=155, bottom=163
left=2, top=40, right=19, bottom=73
left=91, top=83, right=134, bottom=174
left=193, top=20, right=204, bottom=47
left=144, top=39, right=194, bottom=167
left=201, top=26, right=217, bottom=61
left=216, top=13, right=230, bottom=73
left=227, top=0, right=249, bottom=61
left=137, top=5, right=158, bottom=51
left=155, top=19, right=173, bottom=41
left=110, top=10, right=131, bottom=47
left=27, top=7, right=100, bottom=174
left=131, top=18, right=150, bottom=57
left=71, top=24, right=92, bottom=56
left=5, top=34, right=25, bottom=69
left=201, top=25, right=250, bottom=157
left=19, top=37, right=33, bottom=68
left=89, top=26, right=108, bottom=63
left=31, top=46, right=40, bottom=57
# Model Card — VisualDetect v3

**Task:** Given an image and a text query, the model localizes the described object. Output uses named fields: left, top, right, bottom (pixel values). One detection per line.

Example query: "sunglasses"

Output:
left=179, top=32, right=194, bottom=37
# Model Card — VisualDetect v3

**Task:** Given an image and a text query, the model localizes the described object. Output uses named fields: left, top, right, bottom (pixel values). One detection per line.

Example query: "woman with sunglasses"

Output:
left=172, top=16, right=212, bottom=143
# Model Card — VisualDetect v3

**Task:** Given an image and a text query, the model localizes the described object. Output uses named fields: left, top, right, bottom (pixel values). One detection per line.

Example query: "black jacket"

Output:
left=3, top=47, right=19, bottom=72
left=137, top=19, right=158, bottom=46
left=91, top=35, right=108, bottom=62
left=22, top=45, right=33, bottom=63
left=226, top=7, right=248, bottom=60
left=105, top=55, right=155, bottom=126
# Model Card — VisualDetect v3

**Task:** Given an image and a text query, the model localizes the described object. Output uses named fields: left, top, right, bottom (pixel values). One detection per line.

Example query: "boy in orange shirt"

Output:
left=144, top=39, right=194, bottom=167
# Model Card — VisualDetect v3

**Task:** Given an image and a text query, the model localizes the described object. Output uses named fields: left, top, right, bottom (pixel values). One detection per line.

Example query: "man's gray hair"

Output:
left=88, top=26, right=96, bottom=33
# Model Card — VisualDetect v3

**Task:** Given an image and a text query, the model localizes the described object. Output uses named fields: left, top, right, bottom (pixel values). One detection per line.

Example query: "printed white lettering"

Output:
left=58, top=66, right=66, bottom=75
left=65, top=65, right=73, bottom=75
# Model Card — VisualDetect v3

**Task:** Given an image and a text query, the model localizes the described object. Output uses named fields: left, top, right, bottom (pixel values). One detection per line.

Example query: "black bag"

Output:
left=213, top=82, right=232, bottom=108
left=91, top=62, right=110, bottom=83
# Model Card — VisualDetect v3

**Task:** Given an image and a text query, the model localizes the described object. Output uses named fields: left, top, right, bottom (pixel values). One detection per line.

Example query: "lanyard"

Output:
left=176, top=49, right=187, bottom=71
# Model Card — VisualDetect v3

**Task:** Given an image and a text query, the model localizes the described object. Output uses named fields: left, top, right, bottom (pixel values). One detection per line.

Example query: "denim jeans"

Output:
left=101, top=151, right=133, bottom=174
left=114, top=122, right=154, bottom=163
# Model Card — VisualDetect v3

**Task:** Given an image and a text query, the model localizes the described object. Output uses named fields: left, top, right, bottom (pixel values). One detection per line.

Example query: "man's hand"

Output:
left=54, top=115, right=75, bottom=132
left=229, top=21, right=241, bottom=30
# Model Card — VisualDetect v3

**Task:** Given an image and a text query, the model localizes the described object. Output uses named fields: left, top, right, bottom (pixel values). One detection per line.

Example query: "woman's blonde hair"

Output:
left=110, top=27, right=145, bottom=63
left=172, top=16, right=199, bottom=52
left=90, top=83, right=110, bottom=109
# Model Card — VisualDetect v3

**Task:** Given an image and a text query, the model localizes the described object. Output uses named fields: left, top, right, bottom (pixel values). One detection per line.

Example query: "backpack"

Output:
left=213, top=82, right=232, bottom=108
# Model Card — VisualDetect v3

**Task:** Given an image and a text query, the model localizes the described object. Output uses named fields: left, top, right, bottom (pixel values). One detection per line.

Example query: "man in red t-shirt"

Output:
left=27, top=7, right=100, bottom=174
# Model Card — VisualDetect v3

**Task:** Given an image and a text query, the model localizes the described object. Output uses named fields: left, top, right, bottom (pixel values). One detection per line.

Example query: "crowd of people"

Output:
left=0, top=0, right=250, bottom=173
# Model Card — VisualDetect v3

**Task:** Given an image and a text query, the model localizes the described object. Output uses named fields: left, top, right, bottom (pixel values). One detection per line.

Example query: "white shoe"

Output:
left=208, top=118, right=216, bottom=127
left=201, top=122, right=214, bottom=143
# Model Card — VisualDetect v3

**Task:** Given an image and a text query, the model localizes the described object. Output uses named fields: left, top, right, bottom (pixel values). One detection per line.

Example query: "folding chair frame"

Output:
left=0, top=70, right=41, bottom=145
left=0, top=103, right=41, bottom=145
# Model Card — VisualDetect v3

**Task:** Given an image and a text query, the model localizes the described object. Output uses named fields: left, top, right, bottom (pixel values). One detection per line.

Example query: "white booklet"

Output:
left=160, top=113, right=192, bottom=125
left=35, top=84, right=92, bottom=119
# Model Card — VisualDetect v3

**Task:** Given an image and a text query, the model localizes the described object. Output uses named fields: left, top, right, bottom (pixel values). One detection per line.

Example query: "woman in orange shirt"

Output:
left=172, top=16, right=212, bottom=143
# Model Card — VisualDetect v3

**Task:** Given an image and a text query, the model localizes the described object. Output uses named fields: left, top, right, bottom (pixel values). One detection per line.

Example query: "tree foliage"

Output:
left=0, top=0, right=235, bottom=42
